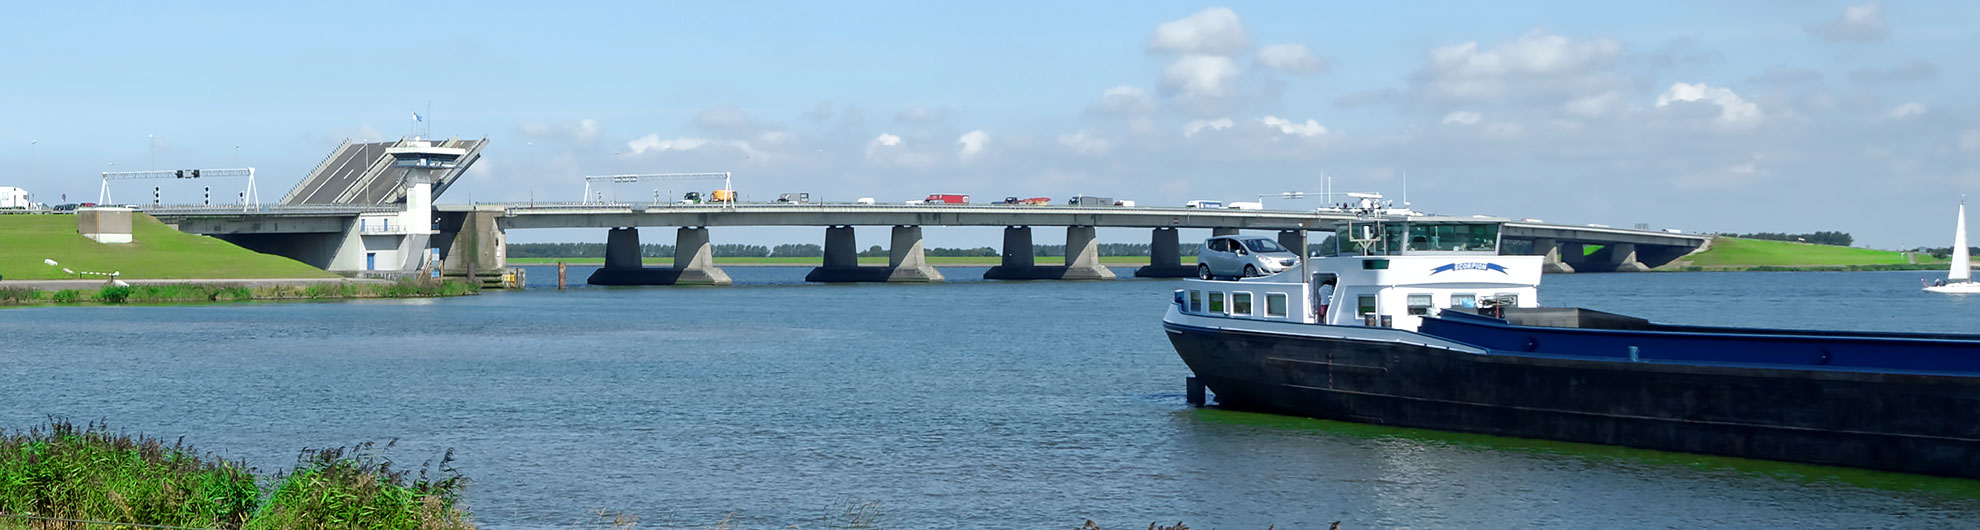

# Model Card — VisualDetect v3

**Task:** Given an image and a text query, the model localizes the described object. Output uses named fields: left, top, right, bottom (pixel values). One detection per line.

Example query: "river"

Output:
left=3, top=267, right=1977, bottom=528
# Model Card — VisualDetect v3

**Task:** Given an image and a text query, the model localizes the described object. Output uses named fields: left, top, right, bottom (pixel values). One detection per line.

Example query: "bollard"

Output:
left=557, top=261, right=567, bottom=291
left=1186, top=376, right=1206, bottom=406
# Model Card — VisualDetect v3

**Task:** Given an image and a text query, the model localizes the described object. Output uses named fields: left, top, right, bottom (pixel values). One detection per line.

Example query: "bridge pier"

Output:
left=1533, top=237, right=1576, bottom=274
left=984, top=225, right=1115, bottom=280
left=1135, top=227, right=1195, bottom=278
left=1278, top=230, right=1306, bottom=256
left=586, top=227, right=732, bottom=285
left=806, top=225, right=944, bottom=282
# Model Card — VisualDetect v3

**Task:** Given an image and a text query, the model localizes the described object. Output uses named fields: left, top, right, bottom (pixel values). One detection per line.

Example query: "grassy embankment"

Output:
left=0, top=280, right=479, bottom=306
left=0, top=214, right=334, bottom=280
left=1660, top=236, right=1948, bottom=272
left=0, top=420, right=471, bottom=530
left=508, top=255, right=1197, bottom=266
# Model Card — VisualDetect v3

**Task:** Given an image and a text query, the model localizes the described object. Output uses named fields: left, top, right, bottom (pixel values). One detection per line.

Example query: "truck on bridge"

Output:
left=1068, top=195, right=1114, bottom=207
left=924, top=193, right=970, bottom=204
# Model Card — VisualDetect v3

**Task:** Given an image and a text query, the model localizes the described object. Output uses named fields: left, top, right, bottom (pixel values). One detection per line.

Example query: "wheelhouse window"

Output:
left=1337, top=221, right=1502, bottom=255
left=1407, top=294, right=1433, bottom=316
left=1357, top=295, right=1377, bottom=317
left=1209, top=292, right=1226, bottom=313
left=1265, top=293, right=1289, bottom=318
left=1232, top=292, right=1254, bottom=316
left=1189, top=291, right=1202, bottom=312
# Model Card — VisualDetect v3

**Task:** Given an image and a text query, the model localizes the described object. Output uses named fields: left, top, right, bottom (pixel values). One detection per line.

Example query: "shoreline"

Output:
left=0, top=278, right=479, bottom=305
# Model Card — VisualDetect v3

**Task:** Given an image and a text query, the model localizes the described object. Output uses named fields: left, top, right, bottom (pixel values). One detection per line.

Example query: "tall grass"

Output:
left=0, top=421, right=474, bottom=530
left=0, top=420, right=259, bottom=528
left=249, top=442, right=472, bottom=530
left=1, top=280, right=477, bottom=305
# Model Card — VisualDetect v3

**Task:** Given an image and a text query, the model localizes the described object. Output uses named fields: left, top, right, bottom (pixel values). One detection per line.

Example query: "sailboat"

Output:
left=1924, top=201, right=1980, bottom=293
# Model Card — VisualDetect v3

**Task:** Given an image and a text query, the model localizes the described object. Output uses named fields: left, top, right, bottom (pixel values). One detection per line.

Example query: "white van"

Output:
left=1227, top=202, right=1264, bottom=210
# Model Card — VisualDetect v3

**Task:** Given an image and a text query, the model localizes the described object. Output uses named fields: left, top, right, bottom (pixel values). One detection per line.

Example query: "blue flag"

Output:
left=413, top=112, right=423, bottom=122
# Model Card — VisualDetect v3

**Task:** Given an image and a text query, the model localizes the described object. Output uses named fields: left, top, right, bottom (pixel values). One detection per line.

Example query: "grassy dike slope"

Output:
left=0, top=214, right=335, bottom=280
left=1667, top=236, right=1931, bottom=269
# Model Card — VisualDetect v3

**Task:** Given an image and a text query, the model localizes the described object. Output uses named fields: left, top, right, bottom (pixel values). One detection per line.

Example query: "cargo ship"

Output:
left=1163, top=215, right=1980, bottom=478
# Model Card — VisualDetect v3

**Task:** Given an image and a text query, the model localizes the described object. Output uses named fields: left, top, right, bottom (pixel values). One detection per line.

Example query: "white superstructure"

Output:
left=1173, top=215, right=1542, bottom=331
left=0, top=186, right=28, bottom=209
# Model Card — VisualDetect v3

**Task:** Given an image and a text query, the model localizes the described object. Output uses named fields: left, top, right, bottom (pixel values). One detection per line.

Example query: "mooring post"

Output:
left=1186, top=376, right=1206, bottom=406
left=557, top=261, right=567, bottom=291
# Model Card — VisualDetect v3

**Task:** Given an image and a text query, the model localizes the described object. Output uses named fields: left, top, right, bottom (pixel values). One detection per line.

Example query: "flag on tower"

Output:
left=413, top=112, right=423, bottom=122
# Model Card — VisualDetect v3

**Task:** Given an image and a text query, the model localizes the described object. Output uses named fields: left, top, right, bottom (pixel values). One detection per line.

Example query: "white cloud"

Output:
left=1808, top=3, right=1890, bottom=43
left=1441, top=111, right=1482, bottom=126
left=1161, top=54, right=1241, bottom=99
left=625, top=134, right=709, bottom=154
left=1962, top=130, right=1980, bottom=152
left=1261, top=116, right=1327, bottom=136
left=866, top=133, right=902, bottom=160
left=1563, top=91, right=1626, bottom=118
left=1090, top=85, right=1155, bottom=115
left=1183, top=117, right=1234, bottom=137
left=1655, top=82, right=1762, bottom=129
left=1257, top=43, right=1328, bottom=74
left=1416, top=31, right=1625, bottom=101
left=957, top=130, right=989, bottom=161
left=1885, top=103, right=1926, bottom=120
left=1148, top=8, right=1249, bottom=55
left=1058, top=131, right=1113, bottom=155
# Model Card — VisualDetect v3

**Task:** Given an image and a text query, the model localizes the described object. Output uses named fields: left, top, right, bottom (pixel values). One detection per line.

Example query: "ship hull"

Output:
left=1164, top=317, right=1980, bottom=479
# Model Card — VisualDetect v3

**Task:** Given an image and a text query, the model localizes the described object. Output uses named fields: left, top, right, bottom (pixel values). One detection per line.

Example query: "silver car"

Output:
left=1198, top=236, right=1300, bottom=279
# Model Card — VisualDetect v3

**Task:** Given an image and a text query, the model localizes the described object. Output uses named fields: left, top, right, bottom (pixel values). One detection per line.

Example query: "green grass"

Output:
left=0, top=214, right=336, bottom=280
left=508, top=255, right=1197, bottom=266
left=0, top=280, right=478, bottom=306
left=1668, top=236, right=1937, bottom=270
left=0, top=420, right=473, bottom=530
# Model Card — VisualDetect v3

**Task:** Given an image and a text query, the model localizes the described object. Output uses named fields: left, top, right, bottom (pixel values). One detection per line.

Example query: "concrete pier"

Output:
left=1534, top=237, right=1576, bottom=274
left=1278, top=230, right=1306, bottom=256
left=985, top=226, right=1115, bottom=280
left=587, top=227, right=733, bottom=285
left=806, top=225, right=944, bottom=282
left=1135, top=227, right=1196, bottom=278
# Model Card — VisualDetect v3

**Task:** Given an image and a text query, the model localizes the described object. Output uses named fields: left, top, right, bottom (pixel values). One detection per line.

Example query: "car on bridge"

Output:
left=1198, top=235, right=1300, bottom=279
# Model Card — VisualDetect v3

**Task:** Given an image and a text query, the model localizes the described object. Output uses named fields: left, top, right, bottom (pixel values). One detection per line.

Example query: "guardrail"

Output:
left=140, top=204, right=402, bottom=216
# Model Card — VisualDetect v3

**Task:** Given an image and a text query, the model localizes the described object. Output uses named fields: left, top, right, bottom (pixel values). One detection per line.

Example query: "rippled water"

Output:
left=3, top=268, right=1978, bottom=528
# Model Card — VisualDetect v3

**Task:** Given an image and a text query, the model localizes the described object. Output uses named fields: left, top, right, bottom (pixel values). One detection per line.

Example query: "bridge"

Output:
left=136, top=136, right=1707, bottom=285
left=149, top=199, right=1706, bottom=286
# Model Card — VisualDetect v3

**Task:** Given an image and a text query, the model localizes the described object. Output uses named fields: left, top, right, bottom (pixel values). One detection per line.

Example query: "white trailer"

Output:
left=0, top=187, right=28, bottom=209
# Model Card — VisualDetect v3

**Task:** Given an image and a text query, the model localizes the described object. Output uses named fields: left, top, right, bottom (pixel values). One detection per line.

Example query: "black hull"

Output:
left=1166, top=322, right=1980, bottom=479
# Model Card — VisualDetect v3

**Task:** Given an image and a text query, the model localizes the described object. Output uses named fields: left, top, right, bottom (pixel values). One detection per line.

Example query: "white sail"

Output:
left=1953, top=202, right=1970, bottom=282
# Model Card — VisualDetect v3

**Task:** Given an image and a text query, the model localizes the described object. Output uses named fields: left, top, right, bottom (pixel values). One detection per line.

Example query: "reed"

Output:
left=247, top=442, right=472, bottom=530
left=0, top=420, right=260, bottom=528
left=0, top=421, right=475, bottom=530
left=0, top=288, right=43, bottom=304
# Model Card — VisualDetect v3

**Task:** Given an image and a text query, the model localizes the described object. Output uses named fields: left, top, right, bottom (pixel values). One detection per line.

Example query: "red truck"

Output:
left=923, top=193, right=970, bottom=204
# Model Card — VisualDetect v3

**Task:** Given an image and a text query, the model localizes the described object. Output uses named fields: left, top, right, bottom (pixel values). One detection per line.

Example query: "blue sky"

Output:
left=5, top=1, right=1978, bottom=248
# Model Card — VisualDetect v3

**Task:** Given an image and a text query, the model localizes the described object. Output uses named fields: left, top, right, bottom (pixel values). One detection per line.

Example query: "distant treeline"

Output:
left=1732, top=231, right=1854, bottom=247
left=509, top=241, right=1209, bottom=258
left=1918, top=246, right=1980, bottom=259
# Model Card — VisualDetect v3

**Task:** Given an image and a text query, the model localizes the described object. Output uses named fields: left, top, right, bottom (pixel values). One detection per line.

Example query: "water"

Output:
left=4, top=268, right=1979, bottom=528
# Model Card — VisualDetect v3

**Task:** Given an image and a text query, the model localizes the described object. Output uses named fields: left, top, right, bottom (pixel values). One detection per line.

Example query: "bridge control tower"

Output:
left=331, top=141, right=465, bottom=273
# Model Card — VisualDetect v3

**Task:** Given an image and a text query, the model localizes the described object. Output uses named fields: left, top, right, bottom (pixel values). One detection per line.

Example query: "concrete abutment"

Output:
left=985, top=225, right=1115, bottom=280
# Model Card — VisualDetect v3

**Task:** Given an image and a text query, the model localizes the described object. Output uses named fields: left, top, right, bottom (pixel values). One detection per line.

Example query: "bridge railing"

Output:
left=141, top=204, right=402, bottom=216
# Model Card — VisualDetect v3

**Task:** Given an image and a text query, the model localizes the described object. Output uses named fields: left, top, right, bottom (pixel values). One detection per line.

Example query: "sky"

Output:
left=4, top=1, right=1978, bottom=248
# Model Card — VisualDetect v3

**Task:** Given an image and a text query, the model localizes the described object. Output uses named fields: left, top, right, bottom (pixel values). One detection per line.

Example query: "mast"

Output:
left=1953, top=202, right=1970, bottom=282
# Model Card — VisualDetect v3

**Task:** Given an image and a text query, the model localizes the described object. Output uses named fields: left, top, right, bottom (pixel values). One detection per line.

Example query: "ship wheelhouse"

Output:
left=1174, top=216, right=1542, bottom=331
